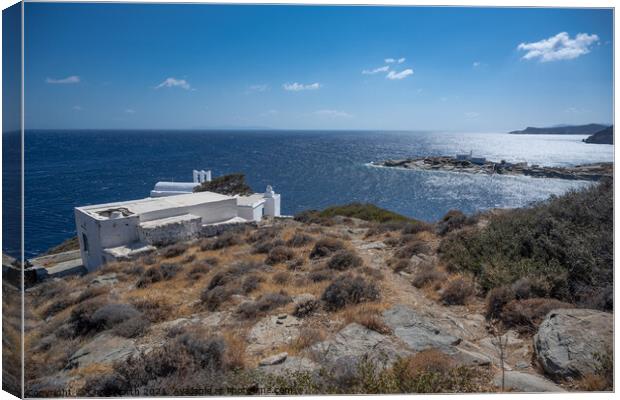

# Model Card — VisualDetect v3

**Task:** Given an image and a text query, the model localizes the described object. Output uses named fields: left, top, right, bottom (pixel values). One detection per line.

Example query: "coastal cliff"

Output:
left=583, top=125, right=614, bottom=145
left=23, top=181, right=612, bottom=395
left=509, top=124, right=609, bottom=135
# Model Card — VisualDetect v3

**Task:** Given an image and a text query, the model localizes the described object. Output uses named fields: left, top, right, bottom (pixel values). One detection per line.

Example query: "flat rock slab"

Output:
left=310, top=323, right=407, bottom=367
left=247, top=314, right=301, bottom=355
left=494, top=371, right=566, bottom=392
left=358, top=241, right=387, bottom=250
left=382, top=305, right=461, bottom=352
left=259, top=356, right=319, bottom=376
left=534, top=308, right=612, bottom=379
left=259, top=352, right=288, bottom=366
left=89, top=273, right=118, bottom=287
left=67, top=333, right=136, bottom=369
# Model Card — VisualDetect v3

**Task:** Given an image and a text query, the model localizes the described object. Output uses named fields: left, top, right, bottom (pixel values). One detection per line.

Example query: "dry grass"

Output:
left=339, top=303, right=392, bottom=334
left=223, top=331, right=247, bottom=370
left=288, top=328, right=327, bottom=354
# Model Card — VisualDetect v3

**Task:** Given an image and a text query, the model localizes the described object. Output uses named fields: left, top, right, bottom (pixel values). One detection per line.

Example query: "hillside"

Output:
left=583, top=125, right=614, bottom=144
left=509, top=124, right=608, bottom=135
left=24, top=187, right=613, bottom=396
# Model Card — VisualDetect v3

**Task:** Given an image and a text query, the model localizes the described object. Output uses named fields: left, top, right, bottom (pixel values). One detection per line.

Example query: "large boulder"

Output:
left=310, top=323, right=407, bottom=367
left=382, top=305, right=461, bottom=352
left=534, top=308, right=612, bottom=379
left=66, top=333, right=137, bottom=369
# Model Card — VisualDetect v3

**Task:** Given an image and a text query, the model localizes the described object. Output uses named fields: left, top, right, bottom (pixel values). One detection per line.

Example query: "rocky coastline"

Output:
left=373, top=156, right=613, bottom=181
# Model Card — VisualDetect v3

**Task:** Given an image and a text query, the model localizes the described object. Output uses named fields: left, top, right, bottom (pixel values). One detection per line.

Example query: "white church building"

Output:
left=74, top=171, right=280, bottom=271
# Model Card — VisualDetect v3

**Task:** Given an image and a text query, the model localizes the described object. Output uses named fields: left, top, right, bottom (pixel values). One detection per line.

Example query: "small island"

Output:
left=373, top=155, right=612, bottom=181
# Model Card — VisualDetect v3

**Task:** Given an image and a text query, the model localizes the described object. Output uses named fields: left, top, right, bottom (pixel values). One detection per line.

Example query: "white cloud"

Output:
left=260, top=109, right=279, bottom=117
left=72, top=105, right=82, bottom=111
left=385, top=58, right=396, bottom=63
left=156, top=77, right=193, bottom=90
left=397, top=57, right=406, bottom=64
left=248, top=84, right=269, bottom=92
left=362, top=65, right=390, bottom=75
left=283, top=82, right=321, bottom=91
left=386, top=69, right=414, bottom=80
left=517, top=32, right=599, bottom=62
left=473, top=61, right=481, bottom=67
left=314, top=109, right=352, bottom=118
left=464, top=111, right=480, bottom=119
left=125, top=109, right=135, bottom=114
left=46, top=76, right=80, bottom=84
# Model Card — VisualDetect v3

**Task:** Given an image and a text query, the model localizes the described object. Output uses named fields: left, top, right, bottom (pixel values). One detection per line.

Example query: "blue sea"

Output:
left=5, top=130, right=614, bottom=258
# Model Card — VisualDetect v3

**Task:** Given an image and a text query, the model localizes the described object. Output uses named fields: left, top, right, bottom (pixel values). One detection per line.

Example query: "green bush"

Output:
left=438, top=181, right=612, bottom=310
left=193, top=173, right=253, bottom=195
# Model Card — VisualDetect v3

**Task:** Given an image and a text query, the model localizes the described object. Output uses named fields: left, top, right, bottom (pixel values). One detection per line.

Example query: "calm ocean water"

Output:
left=8, top=130, right=614, bottom=257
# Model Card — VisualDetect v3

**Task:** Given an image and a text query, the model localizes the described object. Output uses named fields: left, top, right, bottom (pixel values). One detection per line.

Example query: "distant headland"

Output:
left=509, top=123, right=609, bottom=135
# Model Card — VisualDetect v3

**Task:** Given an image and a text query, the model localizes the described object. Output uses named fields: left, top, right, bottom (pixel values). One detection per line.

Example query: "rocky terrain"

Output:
left=22, top=190, right=613, bottom=396
left=374, top=157, right=612, bottom=181
left=584, top=125, right=614, bottom=145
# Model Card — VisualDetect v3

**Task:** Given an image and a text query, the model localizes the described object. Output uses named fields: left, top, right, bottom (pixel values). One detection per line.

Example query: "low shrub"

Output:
left=391, top=259, right=410, bottom=273
left=395, top=240, right=431, bottom=258
left=41, top=298, right=76, bottom=319
left=253, top=239, right=285, bottom=254
left=290, top=328, right=325, bottom=351
left=68, top=298, right=107, bottom=336
left=77, top=285, right=110, bottom=303
left=272, top=271, right=291, bottom=284
left=207, top=260, right=263, bottom=290
left=241, top=274, right=262, bottom=294
left=485, top=286, right=515, bottom=320
left=130, top=297, right=174, bottom=323
left=360, top=266, right=384, bottom=281
left=160, top=263, right=181, bottom=280
left=236, top=291, right=292, bottom=319
left=161, top=243, right=188, bottom=258
left=91, top=303, right=142, bottom=331
left=402, top=222, right=432, bottom=235
left=266, top=246, right=295, bottom=265
left=411, top=263, right=444, bottom=289
left=112, top=316, right=150, bottom=338
left=309, top=238, right=345, bottom=259
left=322, top=275, right=380, bottom=311
left=247, top=227, right=279, bottom=243
left=440, top=276, right=475, bottom=305
left=327, top=249, right=363, bottom=271
left=136, top=266, right=164, bottom=288
left=500, top=298, right=574, bottom=332
left=201, top=286, right=233, bottom=311
left=436, top=210, right=468, bottom=236
left=286, top=232, right=314, bottom=247
left=186, top=262, right=210, bottom=280
left=293, top=296, right=320, bottom=318
left=202, top=231, right=242, bottom=251
left=511, top=276, right=550, bottom=300
left=308, top=269, right=334, bottom=282
left=286, top=257, right=304, bottom=271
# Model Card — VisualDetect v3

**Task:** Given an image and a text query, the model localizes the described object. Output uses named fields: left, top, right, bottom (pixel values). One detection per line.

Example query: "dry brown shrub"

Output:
left=399, top=349, right=454, bottom=376
left=223, top=332, right=246, bottom=370
left=129, top=296, right=175, bottom=323
left=500, top=298, right=574, bottom=333
left=272, top=271, right=291, bottom=285
left=290, top=328, right=326, bottom=352
left=412, top=263, right=444, bottom=289
left=440, top=275, right=476, bottom=305
left=342, top=305, right=391, bottom=334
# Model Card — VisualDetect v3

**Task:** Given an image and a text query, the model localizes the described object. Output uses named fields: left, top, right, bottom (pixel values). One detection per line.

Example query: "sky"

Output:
left=23, top=4, right=613, bottom=131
